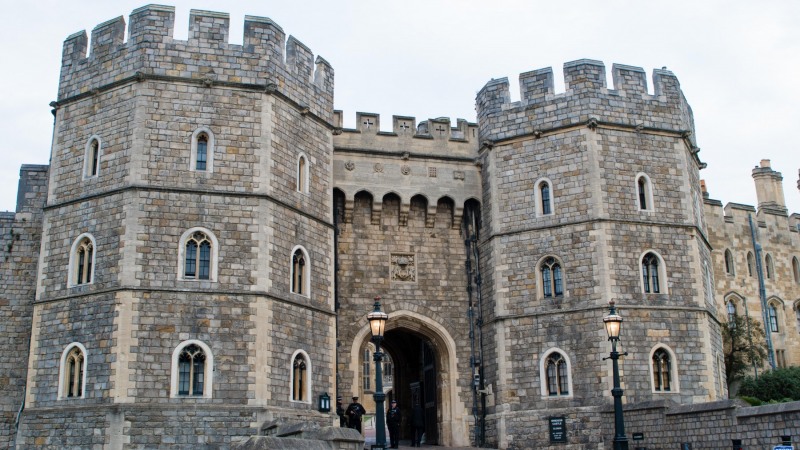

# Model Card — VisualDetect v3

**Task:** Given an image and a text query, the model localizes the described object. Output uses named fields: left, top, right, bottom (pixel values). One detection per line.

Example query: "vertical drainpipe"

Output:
left=334, top=203, right=342, bottom=394
left=463, top=205, right=486, bottom=447
left=748, top=214, right=776, bottom=370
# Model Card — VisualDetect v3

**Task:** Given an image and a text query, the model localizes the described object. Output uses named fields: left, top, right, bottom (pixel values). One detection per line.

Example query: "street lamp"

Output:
left=367, top=296, right=389, bottom=450
left=603, top=301, right=628, bottom=450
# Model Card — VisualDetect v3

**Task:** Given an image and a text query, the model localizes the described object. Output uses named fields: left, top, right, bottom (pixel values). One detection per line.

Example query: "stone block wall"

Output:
left=0, top=165, right=48, bottom=448
left=619, top=400, right=800, bottom=449
left=704, top=173, right=800, bottom=368
left=17, top=5, right=338, bottom=447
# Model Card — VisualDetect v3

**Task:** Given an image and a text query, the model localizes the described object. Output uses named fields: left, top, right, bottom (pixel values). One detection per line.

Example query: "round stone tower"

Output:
left=20, top=6, right=336, bottom=447
left=474, top=59, right=723, bottom=449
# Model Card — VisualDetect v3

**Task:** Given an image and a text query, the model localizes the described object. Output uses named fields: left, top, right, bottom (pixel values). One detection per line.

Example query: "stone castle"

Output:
left=0, top=5, right=798, bottom=449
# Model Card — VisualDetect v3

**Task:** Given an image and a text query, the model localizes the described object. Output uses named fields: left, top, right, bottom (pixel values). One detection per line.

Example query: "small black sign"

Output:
left=548, top=416, right=567, bottom=443
left=633, top=433, right=644, bottom=441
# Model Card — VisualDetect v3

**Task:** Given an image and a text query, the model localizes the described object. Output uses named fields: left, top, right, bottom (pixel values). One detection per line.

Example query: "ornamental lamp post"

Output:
left=603, top=301, right=629, bottom=450
left=367, top=296, right=389, bottom=450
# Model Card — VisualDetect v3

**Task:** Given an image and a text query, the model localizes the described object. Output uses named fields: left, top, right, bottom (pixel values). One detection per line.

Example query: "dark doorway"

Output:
left=384, top=329, right=439, bottom=445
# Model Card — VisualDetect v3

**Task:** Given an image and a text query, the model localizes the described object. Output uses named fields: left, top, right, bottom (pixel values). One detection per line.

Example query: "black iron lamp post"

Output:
left=603, top=301, right=629, bottom=450
left=367, top=296, right=389, bottom=450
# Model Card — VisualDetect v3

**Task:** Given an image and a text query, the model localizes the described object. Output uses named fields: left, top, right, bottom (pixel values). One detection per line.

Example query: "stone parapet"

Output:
left=476, top=60, right=697, bottom=155
left=58, top=5, right=333, bottom=121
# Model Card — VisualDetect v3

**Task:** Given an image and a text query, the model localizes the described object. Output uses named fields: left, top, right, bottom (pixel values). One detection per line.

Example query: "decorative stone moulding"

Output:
left=391, top=253, right=416, bottom=282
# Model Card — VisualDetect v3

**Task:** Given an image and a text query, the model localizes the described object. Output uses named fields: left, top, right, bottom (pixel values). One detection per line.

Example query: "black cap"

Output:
left=391, top=400, right=397, bottom=403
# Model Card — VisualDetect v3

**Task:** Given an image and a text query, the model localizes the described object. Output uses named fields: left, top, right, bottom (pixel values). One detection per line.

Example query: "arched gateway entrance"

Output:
left=349, top=310, right=469, bottom=447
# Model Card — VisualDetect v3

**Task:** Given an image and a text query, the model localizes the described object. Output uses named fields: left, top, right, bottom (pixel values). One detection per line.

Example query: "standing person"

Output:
left=345, top=396, right=366, bottom=433
left=411, top=403, right=425, bottom=447
left=386, top=399, right=401, bottom=449
left=336, top=396, right=347, bottom=428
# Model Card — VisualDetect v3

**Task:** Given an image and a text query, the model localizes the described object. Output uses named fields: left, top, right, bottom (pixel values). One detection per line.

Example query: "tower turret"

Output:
left=752, top=159, right=788, bottom=214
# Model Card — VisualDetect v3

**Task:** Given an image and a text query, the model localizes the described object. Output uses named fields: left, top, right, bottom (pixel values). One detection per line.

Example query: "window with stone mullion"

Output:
left=642, top=254, right=660, bottom=293
left=652, top=349, right=671, bottom=391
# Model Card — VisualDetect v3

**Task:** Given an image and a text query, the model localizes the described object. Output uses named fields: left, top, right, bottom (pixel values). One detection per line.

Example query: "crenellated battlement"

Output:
left=476, top=59, right=695, bottom=147
left=58, top=5, right=334, bottom=121
left=332, top=111, right=478, bottom=158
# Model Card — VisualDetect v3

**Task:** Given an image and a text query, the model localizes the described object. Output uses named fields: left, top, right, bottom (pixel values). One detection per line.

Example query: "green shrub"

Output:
left=738, top=367, right=800, bottom=402
left=738, top=396, right=762, bottom=406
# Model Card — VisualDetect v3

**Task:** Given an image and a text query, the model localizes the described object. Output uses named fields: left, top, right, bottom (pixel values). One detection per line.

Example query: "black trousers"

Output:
left=388, top=423, right=400, bottom=447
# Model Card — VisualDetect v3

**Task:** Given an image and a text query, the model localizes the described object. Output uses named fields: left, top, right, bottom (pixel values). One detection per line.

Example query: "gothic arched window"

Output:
left=641, top=252, right=663, bottom=294
left=291, top=247, right=309, bottom=295
left=636, top=174, right=653, bottom=211
left=69, top=234, right=96, bottom=287
left=171, top=340, right=213, bottom=398
left=768, top=303, right=779, bottom=333
left=535, top=178, right=554, bottom=217
left=184, top=231, right=212, bottom=280
left=60, top=344, right=86, bottom=399
left=747, top=252, right=755, bottom=277
left=292, top=352, right=310, bottom=402
left=83, top=136, right=102, bottom=179
left=652, top=348, right=672, bottom=392
left=190, top=127, right=215, bottom=172
left=724, top=249, right=735, bottom=275
left=296, top=154, right=309, bottom=193
left=765, top=254, right=774, bottom=280
left=178, top=344, right=206, bottom=396
left=726, top=299, right=736, bottom=325
left=540, top=257, right=563, bottom=298
left=545, top=352, right=569, bottom=396
left=196, top=133, right=208, bottom=171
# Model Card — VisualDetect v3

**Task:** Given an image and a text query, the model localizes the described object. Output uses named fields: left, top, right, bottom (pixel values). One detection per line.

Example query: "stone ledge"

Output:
left=737, top=400, right=800, bottom=418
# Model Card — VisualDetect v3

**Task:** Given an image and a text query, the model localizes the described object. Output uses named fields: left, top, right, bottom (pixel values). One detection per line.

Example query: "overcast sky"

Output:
left=1, top=1, right=798, bottom=214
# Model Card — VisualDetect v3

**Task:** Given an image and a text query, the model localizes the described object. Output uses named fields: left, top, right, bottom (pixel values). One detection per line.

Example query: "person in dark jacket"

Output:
left=411, top=403, right=425, bottom=447
left=386, top=399, right=401, bottom=448
left=345, top=396, right=366, bottom=433
left=336, top=396, right=347, bottom=427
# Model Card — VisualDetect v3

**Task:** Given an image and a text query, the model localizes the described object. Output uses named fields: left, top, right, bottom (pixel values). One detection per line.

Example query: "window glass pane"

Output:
left=185, top=241, right=197, bottom=278
left=86, top=246, right=93, bottom=283
left=546, top=361, right=557, bottom=395
left=651, top=262, right=660, bottom=293
left=196, top=137, right=207, bottom=171
left=541, top=184, right=551, bottom=215
left=542, top=266, right=551, bottom=297
left=68, top=357, right=76, bottom=397
left=652, top=355, right=661, bottom=391
left=193, top=358, right=204, bottom=396
left=90, top=141, right=99, bottom=176
left=77, top=357, right=84, bottom=396
left=199, top=241, right=211, bottom=280
left=77, top=248, right=85, bottom=285
left=557, top=359, right=568, bottom=395
left=553, top=264, right=563, bottom=296
left=178, top=359, right=190, bottom=395
left=769, top=306, right=779, bottom=332
left=638, top=178, right=647, bottom=209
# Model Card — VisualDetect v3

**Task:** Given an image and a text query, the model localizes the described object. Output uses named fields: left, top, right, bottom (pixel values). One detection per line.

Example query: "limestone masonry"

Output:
left=0, top=5, right=798, bottom=449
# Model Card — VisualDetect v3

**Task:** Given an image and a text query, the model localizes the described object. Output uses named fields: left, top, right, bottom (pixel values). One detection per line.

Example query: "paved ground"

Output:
left=362, top=418, right=483, bottom=449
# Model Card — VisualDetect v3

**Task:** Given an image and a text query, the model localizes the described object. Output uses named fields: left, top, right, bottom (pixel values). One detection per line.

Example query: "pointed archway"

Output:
left=348, top=310, right=469, bottom=447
